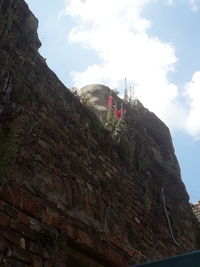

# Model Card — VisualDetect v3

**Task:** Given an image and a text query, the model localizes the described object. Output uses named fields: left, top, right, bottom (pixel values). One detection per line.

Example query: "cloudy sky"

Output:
left=25, top=0, right=200, bottom=202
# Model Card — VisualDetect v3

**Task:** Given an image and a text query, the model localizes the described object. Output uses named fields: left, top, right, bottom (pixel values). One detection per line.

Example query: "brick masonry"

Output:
left=0, top=0, right=200, bottom=266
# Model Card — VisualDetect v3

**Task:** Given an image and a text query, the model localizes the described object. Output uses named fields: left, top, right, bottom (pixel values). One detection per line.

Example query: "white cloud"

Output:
left=64, top=1, right=180, bottom=119
left=185, top=72, right=200, bottom=138
left=165, top=0, right=174, bottom=6
left=62, top=0, right=200, bottom=137
left=189, top=0, right=200, bottom=11
left=164, top=0, right=200, bottom=11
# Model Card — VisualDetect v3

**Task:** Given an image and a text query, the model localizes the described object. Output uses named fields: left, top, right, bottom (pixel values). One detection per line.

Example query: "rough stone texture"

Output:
left=0, top=0, right=200, bottom=266
left=78, top=84, right=112, bottom=121
left=192, top=202, right=200, bottom=222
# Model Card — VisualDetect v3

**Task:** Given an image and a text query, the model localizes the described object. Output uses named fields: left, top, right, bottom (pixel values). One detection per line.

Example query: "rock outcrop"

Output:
left=78, top=84, right=110, bottom=121
left=192, top=202, right=200, bottom=223
left=0, top=0, right=200, bottom=266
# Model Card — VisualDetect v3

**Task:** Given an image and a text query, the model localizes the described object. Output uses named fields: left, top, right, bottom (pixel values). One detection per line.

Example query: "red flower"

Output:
left=115, top=109, right=122, bottom=119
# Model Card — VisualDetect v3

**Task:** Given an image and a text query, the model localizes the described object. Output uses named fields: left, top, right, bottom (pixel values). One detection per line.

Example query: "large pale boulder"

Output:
left=78, top=84, right=111, bottom=120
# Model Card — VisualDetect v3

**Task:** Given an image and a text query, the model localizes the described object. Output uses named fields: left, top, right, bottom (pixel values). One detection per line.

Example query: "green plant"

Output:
left=104, top=108, right=117, bottom=131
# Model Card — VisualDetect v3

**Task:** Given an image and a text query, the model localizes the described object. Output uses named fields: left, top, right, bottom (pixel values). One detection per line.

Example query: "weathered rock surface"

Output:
left=192, top=202, right=200, bottom=223
left=0, top=0, right=200, bottom=266
left=78, top=84, right=112, bottom=121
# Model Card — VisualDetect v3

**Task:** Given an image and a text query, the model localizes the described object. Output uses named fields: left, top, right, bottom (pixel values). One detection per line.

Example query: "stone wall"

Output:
left=192, top=202, right=200, bottom=223
left=0, top=0, right=200, bottom=266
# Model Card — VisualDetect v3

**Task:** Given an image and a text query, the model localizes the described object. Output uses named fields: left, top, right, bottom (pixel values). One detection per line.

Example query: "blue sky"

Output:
left=25, top=0, right=200, bottom=202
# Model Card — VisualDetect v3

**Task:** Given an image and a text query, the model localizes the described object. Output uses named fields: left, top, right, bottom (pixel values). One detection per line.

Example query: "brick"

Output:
left=32, top=255, right=43, bottom=267
left=5, top=205, right=17, bottom=218
left=42, top=208, right=59, bottom=227
left=29, top=241, right=49, bottom=259
left=77, top=231, right=93, bottom=247
left=11, top=219, right=37, bottom=241
left=3, top=229, right=21, bottom=246
left=0, top=185, right=21, bottom=207
left=21, top=192, right=45, bottom=220
left=0, top=240, right=7, bottom=252
left=12, top=247, right=31, bottom=264
left=106, top=235, right=122, bottom=250
left=43, top=260, right=52, bottom=267
left=0, top=200, right=6, bottom=211
left=7, top=259, right=29, bottom=267
left=0, top=212, right=10, bottom=227
left=106, top=247, right=127, bottom=267
left=17, top=211, right=30, bottom=226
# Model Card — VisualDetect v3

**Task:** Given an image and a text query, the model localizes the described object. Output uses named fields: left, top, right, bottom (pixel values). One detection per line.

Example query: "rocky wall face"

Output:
left=0, top=0, right=200, bottom=266
left=192, top=202, right=200, bottom=223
